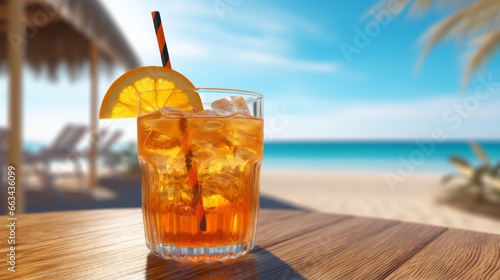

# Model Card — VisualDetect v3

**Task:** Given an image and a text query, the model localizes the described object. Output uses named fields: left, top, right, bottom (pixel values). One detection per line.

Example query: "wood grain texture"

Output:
left=289, top=222, right=446, bottom=279
left=0, top=209, right=308, bottom=279
left=138, top=212, right=350, bottom=280
left=177, top=216, right=399, bottom=279
left=17, top=209, right=143, bottom=244
left=387, top=229, right=500, bottom=279
left=257, top=209, right=308, bottom=226
left=1, top=209, right=499, bottom=280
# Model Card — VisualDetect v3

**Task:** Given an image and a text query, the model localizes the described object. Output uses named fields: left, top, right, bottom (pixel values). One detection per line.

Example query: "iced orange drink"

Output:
left=138, top=94, right=263, bottom=262
left=99, top=67, right=263, bottom=262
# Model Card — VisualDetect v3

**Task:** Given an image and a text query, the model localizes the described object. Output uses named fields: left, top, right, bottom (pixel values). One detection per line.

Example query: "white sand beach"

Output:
left=260, top=171, right=500, bottom=235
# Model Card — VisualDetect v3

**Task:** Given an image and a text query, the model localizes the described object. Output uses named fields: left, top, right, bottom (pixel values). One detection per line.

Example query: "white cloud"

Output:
left=230, top=6, right=334, bottom=41
left=101, top=0, right=339, bottom=73
left=168, top=43, right=209, bottom=59
left=265, top=95, right=500, bottom=140
left=241, top=51, right=338, bottom=72
left=329, top=96, right=453, bottom=121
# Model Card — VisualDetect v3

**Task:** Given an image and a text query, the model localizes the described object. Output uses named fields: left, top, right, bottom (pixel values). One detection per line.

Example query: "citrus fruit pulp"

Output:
left=99, top=66, right=202, bottom=119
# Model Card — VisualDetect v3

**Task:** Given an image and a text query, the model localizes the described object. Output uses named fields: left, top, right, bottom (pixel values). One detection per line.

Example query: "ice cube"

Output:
left=199, top=168, right=242, bottom=203
left=234, top=146, right=258, bottom=159
left=191, top=143, right=218, bottom=161
left=196, top=109, right=216, bottom=116
left=211, top=96, right=251, bottom=116
left=185, top=108, right=215, bottom=116
left=144, top=131, right=182, bottom=157
left=194, top=147, right=255, bottom=206
left=160, top=107, right=187, bottom=117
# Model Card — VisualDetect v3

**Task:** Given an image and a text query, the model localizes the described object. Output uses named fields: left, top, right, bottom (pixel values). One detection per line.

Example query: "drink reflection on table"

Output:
left=144, top=247, right=306, bottom=279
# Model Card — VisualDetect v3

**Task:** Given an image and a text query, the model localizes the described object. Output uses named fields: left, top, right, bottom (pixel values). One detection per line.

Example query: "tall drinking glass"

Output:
left=137, top=89, right=263, bottom=263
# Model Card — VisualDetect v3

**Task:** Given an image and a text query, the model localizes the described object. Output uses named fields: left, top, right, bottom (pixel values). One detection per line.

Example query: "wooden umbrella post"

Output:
left=7, top=0, right=25, bottom=214
left=88, top=41, right=99, bottom=189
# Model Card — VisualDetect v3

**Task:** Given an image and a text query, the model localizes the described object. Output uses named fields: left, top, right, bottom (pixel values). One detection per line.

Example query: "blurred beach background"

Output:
left=1, top=0, right=500, bottom=234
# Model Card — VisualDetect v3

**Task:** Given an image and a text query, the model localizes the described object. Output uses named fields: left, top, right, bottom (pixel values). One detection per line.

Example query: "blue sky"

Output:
left=1, top=0, right=500, bottom=143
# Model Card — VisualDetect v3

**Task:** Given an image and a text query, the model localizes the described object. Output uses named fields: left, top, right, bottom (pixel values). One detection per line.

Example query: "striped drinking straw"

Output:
left=151, top=11, right=171, bottom=68
left=151, top=11, right=207, bottom=232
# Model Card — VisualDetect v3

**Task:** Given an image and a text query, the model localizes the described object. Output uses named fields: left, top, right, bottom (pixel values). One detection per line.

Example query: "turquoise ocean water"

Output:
left=24, top=141, right=500, bottom=174
left=262, top=141, right=500, bottom=174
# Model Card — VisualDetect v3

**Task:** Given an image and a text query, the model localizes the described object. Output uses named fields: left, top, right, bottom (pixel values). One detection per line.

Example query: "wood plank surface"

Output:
left=257, top=209, right=308, bottom=226
left=193, top=216, right=400, bottom=279
left=132, top=212, right=350, bottom=280
left=17, top=209, right=143, bottom=244
left=282, top=222, right=446, bottom=279
left=0, top=209, right=309, bottom=279
left=387, top=229, right=500, bottom=279
left=1, top=208, right=499, bottom=279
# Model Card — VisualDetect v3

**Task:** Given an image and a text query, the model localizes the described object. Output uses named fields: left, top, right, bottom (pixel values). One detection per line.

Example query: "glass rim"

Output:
left=137, top=87, right=263, bottom=118
left=189, top=87, right=262, bottom=97
left=139, top=87, right=263, bottom=100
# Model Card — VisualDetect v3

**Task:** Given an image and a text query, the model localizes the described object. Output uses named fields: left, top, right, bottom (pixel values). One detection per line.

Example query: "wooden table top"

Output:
left=1, top=208, right=499, bottom=279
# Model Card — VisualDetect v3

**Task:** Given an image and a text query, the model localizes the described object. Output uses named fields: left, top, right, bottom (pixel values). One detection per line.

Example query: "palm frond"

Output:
left=457, top=183, right=474, bottom=191
left=441, top=173, right=463, bottom=185
left=492, top=189, right=500, bottom=199
left=470, top=142, right=489, bottom=164
left=362, top=0, right=410, bottom=20
left=372, top=0, right=500, bottom=85
left=449, top=156, right=473, bottom=176
left=464, top=30, right=500, bottom=84
left=471, top=165, right=489, bottom=186
left=409, top=0, right=477, bottom=13
left=493, top=162, right=500, bottom=176
left=418, top=1, right=494, bottom=60
left=491, top=179, right=500, bottom=190
left=458, top=2, right=500, bottom=40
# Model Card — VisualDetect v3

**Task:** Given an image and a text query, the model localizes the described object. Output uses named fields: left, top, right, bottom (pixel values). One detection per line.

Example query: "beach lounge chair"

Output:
left=100, top=130, right=123, bottom=157
left=101, top=130, right=124, bottom=176
left=83, top=129, right=123, bottom=176
left=28, top=124, right=87, bottom=199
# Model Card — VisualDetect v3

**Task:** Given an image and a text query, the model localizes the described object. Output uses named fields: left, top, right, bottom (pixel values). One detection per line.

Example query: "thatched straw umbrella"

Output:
left=0, top=0, right=140, bottom=213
